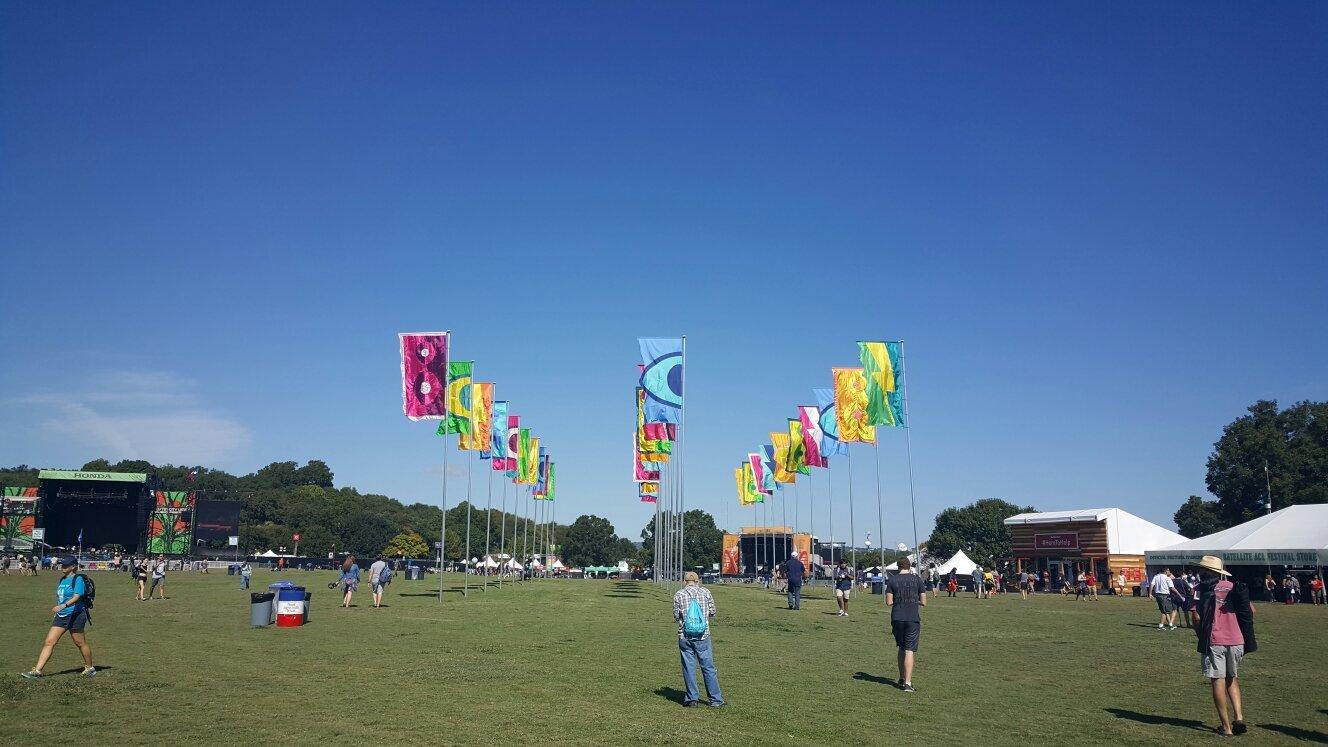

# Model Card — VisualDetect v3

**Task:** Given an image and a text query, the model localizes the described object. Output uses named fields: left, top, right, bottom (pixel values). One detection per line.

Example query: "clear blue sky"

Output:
left=3, top=4, right=1325, bottom=548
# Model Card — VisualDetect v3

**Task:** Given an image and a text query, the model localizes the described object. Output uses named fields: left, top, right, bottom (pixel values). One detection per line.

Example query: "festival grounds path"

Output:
left=2, top=572, right=1325, bottom=745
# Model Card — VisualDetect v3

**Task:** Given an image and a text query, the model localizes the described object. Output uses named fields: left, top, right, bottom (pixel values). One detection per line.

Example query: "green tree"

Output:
left=639, top=509, right=723, bottom=571
left=384, top=531, right=430, bottom=558
left=562, top=514, right=617, bottom=566
left=1173, top=495, right=1224, bottom=539
left=1205, top=400, right=1328, bottom=527
left=926, top=498, right=1032, bottom=564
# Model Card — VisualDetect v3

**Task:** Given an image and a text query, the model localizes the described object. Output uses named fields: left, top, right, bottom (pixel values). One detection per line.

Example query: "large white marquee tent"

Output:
left=1146, top=504, right=1328, bottom=568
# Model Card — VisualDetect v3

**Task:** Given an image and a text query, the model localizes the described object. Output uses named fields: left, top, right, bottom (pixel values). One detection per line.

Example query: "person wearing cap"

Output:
left=1194, top=555, right=1257, bottom=737
left=783, top=552, right=804, bottom=610
left=21, top=557, right=95, bottom=679
left=672, top=571, right=724, bottom=707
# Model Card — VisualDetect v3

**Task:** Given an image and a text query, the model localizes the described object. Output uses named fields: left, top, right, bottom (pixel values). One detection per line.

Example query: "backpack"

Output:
left=682, top=597, right=707, bottom=637
left=74, top=573, right=96, bottom=609
left=378, top=566, right=393, bottom=584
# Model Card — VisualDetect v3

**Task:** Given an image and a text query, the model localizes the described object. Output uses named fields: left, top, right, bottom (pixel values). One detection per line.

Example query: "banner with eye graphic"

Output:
left=638, top=337, right=684, bottom=424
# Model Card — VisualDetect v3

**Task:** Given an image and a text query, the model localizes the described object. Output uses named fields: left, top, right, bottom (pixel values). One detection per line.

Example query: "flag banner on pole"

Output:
left=741, top=461, right=763, bottom=504
left=721, top=533, right=740, bottom=575
left=634, top=437, right=661, bottom=483
left=814, top=388, right=849, bottom=456
left=399, top=332, right=449, bottom=420
left=637, top=478, right=658, bottom=502
left=770, top=432, right=797, bottom=483
left=759, top=446, right=779, bottom=493
left=546, top=463, right=556, bottom=501
left=734, top=467, right=745, bottom=505
left=886, top=341, right=906, bottom=426
left=787, top=418, right=811, bottom=475
left=747, top=453, right=770, bottom=495
left=442, top=360, right=474, bottom=436
left=504, top=415, right=520, bottom=476
left=798, top=405, right=828, bottom=467
left=517, top=428, right=532, bottom=481
left=523, top=436, right=540, bottom=484
left=487, top=401, right=509, bottom=465
left=638, top=337, right=684, bottom=424
left=832, top=367, right=876, bottom=444
left=535, top=451, right=549, bottom=495
left=636, top=388, right=675, bottom=456
left=464, top=382, right=494, bottom=450
left=859, top=341, right=906, bottom=428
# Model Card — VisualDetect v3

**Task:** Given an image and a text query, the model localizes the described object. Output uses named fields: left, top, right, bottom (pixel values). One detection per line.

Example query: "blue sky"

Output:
left=2, top=4, right=1325, bottom=548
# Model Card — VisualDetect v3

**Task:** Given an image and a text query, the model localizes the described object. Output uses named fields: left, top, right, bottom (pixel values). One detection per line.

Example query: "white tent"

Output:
left=1004, top=507, right=1187, bottom=554
left=931, top=550, right=979, bottom=576
left=1147, top=504, right=1328, bottom=567
left=504, top=558, right=523, bottom=570
left=884, top=552, right=922, bottom=572
left=616, top=560, right=631, bottom=574
left=477, top=556, right=499, bottom=569
left=551, top=558, right=566, bottom=570
left=257, top=550, right=279, bottom=558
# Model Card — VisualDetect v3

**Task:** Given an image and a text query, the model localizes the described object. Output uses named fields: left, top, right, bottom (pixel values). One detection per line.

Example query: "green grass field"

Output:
left=2, top=571, right=1326, bottom=745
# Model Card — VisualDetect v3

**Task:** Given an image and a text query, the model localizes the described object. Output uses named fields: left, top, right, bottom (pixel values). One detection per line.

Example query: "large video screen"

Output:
left=194, top=499, right=241, bottom=541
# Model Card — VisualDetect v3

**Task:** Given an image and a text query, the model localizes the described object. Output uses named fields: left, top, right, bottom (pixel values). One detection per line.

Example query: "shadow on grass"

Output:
left=397, top=589, right=467, bottom=597
left=852, top=671, right=896, bottom=687
left=1104, top=708, right=1208, bottom=732
left=49, top=666, right=114, bottom=677
left=604, top=593, right=644, bottom=598
left=1259, top=724, right=1328, bottom=743
left=654, top=686, right=689, bottom=704
left=1124, top=623, right=1165, bottom=629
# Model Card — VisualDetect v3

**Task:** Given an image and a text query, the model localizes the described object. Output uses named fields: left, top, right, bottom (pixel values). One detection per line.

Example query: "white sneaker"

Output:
left=1157, top=624, right=1165, bottom=629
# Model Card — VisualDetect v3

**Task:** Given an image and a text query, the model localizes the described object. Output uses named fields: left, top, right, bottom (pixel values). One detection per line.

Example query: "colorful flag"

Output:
left=798, top=405, right=828, bottom=467
left=441, top=361, right=474, bottom=436
left=814, top=388, right=848, bottom=456
left=832, top=367, right=876, bottom=444
left=546, top=463, right=556, bottom=501
left=638, top=337, right=683, bottom=424
left=734, top=467, right=745, bottom=505
left=524, top=436, right=540, bottom=484
left=463, top=382, right=494, bottom=450
left=640, top=481, right=659, bottom=503
left=636, top=388, right=675, bottom=456
left=742, top=461, right=763, bottom=504
left=759, top=446, right=779, bottom=493
left=505, top=415, right=520, bottom=476
left=634, top=436, right=661, bottom=483
left=535, top=449, right=549, bottom=495
left=787, top=418, right=810, bottom=475
left=488, top=401, right=509, bottom=466
left=399, top=332, right=449, bottom=420
left=747, top=453, right=770, bottom=495
left=517, top=428, right=532, bottom=481
left=770, top=432, right=797, bottom=483
left=859, top=341, right=906, bottom=428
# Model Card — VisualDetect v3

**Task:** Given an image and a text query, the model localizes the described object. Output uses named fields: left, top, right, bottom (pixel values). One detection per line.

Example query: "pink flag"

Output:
left=798, top=405, right=828, bottom=467
left=399, top=332, right=449, bottom=420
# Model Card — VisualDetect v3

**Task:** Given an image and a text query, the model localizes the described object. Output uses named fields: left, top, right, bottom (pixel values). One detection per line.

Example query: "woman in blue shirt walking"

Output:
left=22, top=556, right=95, bottom=679
left=338, top=555, right=360, bottom=608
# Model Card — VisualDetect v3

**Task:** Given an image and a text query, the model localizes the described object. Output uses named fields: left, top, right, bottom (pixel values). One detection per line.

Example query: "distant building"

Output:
left=1004, top=508, right=1186, bottom=589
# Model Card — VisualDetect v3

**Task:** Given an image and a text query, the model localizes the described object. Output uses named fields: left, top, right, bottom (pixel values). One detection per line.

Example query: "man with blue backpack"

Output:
left=22, top=556, right=96, bottom=679
left=672, top=571, right=725, bottom=708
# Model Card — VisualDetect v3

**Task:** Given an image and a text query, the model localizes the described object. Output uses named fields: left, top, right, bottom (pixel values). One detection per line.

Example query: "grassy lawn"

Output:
left=2, top=571, right=1326, bottom=745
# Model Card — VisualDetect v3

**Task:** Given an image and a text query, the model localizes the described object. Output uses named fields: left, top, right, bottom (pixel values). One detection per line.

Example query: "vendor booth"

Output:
left=1005, top=508, right=1186, bottom=591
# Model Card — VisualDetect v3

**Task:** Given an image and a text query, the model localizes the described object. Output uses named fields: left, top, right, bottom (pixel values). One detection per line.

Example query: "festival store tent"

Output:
left=1146, top=504, right=1328, bottom=568
left=932, top=550, right=978, bottom=576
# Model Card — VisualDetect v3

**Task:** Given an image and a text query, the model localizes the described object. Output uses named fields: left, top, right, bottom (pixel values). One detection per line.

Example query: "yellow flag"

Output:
left=769, top=433, right=798, bottom=483
left=832, top=367, right=876, bottom=444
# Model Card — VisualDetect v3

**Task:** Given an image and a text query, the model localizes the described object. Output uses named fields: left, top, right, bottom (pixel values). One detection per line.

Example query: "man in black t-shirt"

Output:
left=885, top=556, right=926, bottom=693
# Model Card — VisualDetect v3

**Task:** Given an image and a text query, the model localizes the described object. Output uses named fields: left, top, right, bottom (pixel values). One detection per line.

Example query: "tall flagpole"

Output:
left=464, top=455, right=473, bottom=597
left=781, top=481, right=789, bottom=563
left=847, top=448, right=857, bottom=572
left=827, top=464, right=835, bottom=570
left=873, top=441, right=887, bottom=600
left=808, top=465, right=817, bottom=578
left=899, top=341, right=921, bottom=563
left=484, top=463, right=493, bottom=591
left=677, top=335, right=687, bottom=582
left=499, top=472, right=508, bottom=587
left=439, top=432, right=449, bottom=604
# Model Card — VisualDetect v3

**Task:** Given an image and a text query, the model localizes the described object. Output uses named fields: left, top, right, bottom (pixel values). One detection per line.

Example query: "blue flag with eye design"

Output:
left=814, top=388, right=849, bottom=456
left=638, top=337, right=683, bottom=424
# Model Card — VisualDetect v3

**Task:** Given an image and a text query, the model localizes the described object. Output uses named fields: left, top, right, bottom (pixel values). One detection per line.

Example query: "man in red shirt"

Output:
left=1194, top=556, right=1256, bottom=737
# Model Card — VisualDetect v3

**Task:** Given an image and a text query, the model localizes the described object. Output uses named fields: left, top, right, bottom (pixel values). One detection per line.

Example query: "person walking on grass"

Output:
left=1085, top=570, right=1099, bottom=600
left=946, top=568, right=957, bottom=597
left=338, top=554, right=360, bottom=608
left=885, top=556, right=926, bottom=693
left=1151, top=567, right=1177, bottom=630
left=783, top=552, right=804, bottom=611
left=239, top=561, right=252, bottom=590
left=369, top=555, right=389, bottom=608
left=1310, top=574, right=1325, bottom=605
left=1018, top=569, right=1030, bottom=600
left=21, top=557, right=95, bottom=680
left=834, top=559, right=853, bottom=617
left=149, top=555, right=167, bottom=599
left=971, top=566, right=984, bottom=599
left=673, top=571, right=724, bottom=708
left=1194, top=555, right=1256, bottom=737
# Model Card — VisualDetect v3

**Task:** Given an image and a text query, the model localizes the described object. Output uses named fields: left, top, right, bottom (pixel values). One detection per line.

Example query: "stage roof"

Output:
left=39, top=470, right=147, bottom=483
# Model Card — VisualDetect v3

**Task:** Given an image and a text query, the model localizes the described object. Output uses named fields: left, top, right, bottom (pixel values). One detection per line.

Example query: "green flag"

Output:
left=442, top=360, right=474, bottom=435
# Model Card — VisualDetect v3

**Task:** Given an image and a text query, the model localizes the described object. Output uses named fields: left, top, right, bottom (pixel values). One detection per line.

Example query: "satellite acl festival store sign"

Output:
left=1147, top=549, right=1328, bottom=567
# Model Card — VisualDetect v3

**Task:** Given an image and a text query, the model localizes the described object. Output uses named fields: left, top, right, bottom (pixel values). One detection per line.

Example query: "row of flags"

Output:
left=634, top=337, right=684, bottom=502
left=399, top=332, right=555, bottom=500
left=736, top=341, right=905, bottom=505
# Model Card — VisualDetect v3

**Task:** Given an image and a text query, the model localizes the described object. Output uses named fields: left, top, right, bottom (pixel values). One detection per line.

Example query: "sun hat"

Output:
left=1194, top=555, right=1231, bottom=577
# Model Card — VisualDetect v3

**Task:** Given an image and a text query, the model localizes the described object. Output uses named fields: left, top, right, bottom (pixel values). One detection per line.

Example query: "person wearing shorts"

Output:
left=22, top=557, right=95, bottom=679
left=339, top=555, right=360, bottom=608
left=885, top=557, right=926, bottom=692
left=1018, top=570, right=1030, bottom=600
left=1194, top=555, right=1255, bottom=737
left=369, top=555, right=388, bottom=609
left=149, top=555, right=167, bottom=599
left=1151, top=568, right=1177, bottom=629
left=833, top=560, right=853, bottom=617
left=971, top=567, right=984, bottom=599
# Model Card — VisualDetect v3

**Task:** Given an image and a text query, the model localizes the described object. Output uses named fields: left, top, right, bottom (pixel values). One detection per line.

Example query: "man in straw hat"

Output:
left=1193, top=555, right=1257, bottom=737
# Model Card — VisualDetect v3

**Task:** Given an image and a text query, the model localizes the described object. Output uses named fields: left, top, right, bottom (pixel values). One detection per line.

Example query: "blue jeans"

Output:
left=240, top=575, right=250, bottom=589
left=679, top=636, right=724, bottom=706
left=787, top=584, right=802, bottom=609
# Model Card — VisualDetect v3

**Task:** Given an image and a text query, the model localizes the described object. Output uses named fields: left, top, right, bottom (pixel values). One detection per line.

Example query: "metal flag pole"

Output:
left=827, top=463, right=835, bottom=571
left=498, top=472, right=508, bottom=588
left=439, top=432, right=449, bottom=604
left=899, top=341, right=921, bottom=564
left=484, top=462, right=493, bottom=591
left=677, top=335, right=687, bottom=583
left=873, top=441, right=887, bottom=603
left=847, top=447, right=857, bottom=573
left=808, top=464, right=817, bottom=580
left=464, top=455, right=473, bottom=597
left=781, top=481, right=789, bottom=563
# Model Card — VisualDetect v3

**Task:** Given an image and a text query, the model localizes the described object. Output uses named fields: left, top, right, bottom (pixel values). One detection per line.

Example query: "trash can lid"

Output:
left=251, top=592, right=275, bottom=602
left=268, top=580, right=298, bottom=590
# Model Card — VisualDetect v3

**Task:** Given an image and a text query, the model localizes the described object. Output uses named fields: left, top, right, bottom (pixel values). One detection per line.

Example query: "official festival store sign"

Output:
left=1146, top=549, right=1328, bottom=567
